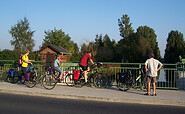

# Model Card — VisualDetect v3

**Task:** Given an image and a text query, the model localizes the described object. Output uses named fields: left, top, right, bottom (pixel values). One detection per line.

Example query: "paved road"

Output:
left=0, top=92, right=185, bottom=114
left=0, top=81, right=185, bottom=107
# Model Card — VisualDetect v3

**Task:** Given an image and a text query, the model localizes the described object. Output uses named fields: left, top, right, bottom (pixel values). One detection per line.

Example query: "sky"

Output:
left=0, top=0, right=185, bottom=57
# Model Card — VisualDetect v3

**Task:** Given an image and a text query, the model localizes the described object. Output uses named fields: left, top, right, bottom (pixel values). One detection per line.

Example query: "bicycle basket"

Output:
left=73, top=70, right=80, bottom=80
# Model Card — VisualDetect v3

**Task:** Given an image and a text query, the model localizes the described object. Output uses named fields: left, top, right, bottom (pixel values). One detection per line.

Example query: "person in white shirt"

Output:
left=144, top=53, right=163, bottom=96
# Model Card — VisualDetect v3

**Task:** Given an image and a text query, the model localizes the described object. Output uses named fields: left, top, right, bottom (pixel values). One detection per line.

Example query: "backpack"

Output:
left=18, top=55, right=23, bottom=65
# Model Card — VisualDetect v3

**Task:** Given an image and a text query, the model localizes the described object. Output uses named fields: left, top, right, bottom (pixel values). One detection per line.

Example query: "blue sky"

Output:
left=0, top=0, right=185, bottom=57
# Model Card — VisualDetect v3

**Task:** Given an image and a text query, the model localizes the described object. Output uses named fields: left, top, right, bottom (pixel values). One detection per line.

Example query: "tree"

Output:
left=118, top=14, right=134, bottom=39
left=116, top=33, right=151, bottom=63
left=95, top=34, right=115, bottom=62
left=0, top=49, right=18, bottom=60
left=42, top=28, right=80, bottom=61
left=164, top=30, right=185, bottom=82
left=80, top=34, right=116, bottom=62
left=136, top=26, right=161, bottom=60
left=9, top=17, right=35, bottom=55
left=164, top=30, right=185, bottom=63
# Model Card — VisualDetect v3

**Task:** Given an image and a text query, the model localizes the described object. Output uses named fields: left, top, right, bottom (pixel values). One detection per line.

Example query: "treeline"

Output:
left=1, top=14, right=185, bottom=63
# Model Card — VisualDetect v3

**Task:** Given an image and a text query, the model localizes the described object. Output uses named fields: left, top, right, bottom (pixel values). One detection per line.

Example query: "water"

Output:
left=158, top=69, right=166, bottom=82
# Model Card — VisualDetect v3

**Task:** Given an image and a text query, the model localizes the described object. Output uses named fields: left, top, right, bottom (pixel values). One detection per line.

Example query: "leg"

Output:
left=152, top=77, right=157, bottom=96
left=144, top=76, right=151, bottom=95
left=153, top=83, right=156, bottom=95
left=84, top=70, right=88, bottom=83
left=59, top=71, right=63, bottom=80
left=147, top=82, right=150, bottom=95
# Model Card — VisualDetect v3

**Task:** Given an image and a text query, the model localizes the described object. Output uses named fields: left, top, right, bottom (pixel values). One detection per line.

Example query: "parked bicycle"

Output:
left=65, top=62, right=108, bottom=88
left=117, top=67, right=146, bottom=91
left=42, top=66, right=72, bottom=90
left=4, top=68, right=22, bottom=83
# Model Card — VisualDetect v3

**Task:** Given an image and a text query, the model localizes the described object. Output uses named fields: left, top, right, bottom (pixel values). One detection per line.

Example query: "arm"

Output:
left=57, top=61, right=61, bottom=66
left=23, top=59, right=33, bottom=65
left=157, top=64, right=163, bottom=72
left=89, top=59, right=95, bottom=65
left=145, top=65, right=148, bottom=73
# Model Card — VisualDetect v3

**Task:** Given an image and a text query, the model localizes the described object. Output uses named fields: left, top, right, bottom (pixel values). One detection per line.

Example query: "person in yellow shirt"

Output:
left=22, top=50, right=35, bottom=81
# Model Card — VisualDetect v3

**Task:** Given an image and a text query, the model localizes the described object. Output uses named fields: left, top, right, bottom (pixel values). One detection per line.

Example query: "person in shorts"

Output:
left=54, top=54, right=63, bottom=81
left=79, top=50, right=95, bottom=84
left=144, top=53, right=163, bottom=96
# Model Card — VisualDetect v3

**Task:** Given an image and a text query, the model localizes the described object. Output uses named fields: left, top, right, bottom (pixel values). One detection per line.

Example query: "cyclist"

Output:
left=22, top=50, right=35, bottom=82
left=79, top=50, right=96, bottom=84
left=54, top=54, right=63, bottom=81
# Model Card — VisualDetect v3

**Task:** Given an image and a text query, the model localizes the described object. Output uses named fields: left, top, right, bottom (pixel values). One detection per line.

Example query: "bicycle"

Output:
left=42, top=66, right=71, bottom=90
left=65, top=62, right=108, bottom=88
left=4, top=63, right=23, bottom=83
left=24, top=65, right=43, bottom=88
left=4, top=68, right=22, bottom=83
left=117, top=68, right=146, bottom=91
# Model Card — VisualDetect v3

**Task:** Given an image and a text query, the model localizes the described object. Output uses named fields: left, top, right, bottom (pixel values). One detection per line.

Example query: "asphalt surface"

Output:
left=1, top=92, right=185, bottom=114
left=0, top=81, right=185, bottom=107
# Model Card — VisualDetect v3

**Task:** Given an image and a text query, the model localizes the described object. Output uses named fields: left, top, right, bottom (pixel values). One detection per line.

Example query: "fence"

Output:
left=0, top=60, right=184, bottom=89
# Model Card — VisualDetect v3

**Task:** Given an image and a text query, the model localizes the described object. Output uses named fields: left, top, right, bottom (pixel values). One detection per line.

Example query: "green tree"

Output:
left=9, top=17, right=35, bottom=55
left=0, top=49, right=18, bottom=60
left=80, top=34, right=116, bottom=62
left=136, top=26, right=161, bottom=60
left=118, top=14, right=134, bottom=39
left=164, top=30, right=185, bottom=63
left=95, top=34, right=116, bottom=62
left=116, top=33, right=152, bottom=63
left=42, top=28, right=80, bottom=61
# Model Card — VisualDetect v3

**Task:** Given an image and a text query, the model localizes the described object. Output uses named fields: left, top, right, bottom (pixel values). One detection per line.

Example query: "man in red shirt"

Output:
left=79, top=50, right=95, bottom=83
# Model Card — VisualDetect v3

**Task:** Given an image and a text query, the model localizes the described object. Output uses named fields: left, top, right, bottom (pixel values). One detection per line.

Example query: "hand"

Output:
left=145, top=69, right=148, bottom=73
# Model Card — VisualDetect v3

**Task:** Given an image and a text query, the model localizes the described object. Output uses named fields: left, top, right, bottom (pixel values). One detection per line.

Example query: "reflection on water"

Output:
left=158, top=69, right=166, bottom=82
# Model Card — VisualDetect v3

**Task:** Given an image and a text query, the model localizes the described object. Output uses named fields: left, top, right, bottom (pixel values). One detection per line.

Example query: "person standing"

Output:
left=79, top=50, right=95, bottom=84
left=22, top=50, right=35, bottom=81
left=144, top=53, right=163, bottom=96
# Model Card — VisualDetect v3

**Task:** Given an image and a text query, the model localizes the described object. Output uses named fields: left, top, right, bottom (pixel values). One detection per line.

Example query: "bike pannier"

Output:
left=73, top=70, right=80, bottom=80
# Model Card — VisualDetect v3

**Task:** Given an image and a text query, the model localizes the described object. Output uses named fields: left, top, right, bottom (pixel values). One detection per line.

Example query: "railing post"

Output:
left=138, top=64, right=142, bottom=89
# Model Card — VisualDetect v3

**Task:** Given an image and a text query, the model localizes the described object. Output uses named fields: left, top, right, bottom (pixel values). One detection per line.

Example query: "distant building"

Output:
left=38, top=44, right=70, bottom=67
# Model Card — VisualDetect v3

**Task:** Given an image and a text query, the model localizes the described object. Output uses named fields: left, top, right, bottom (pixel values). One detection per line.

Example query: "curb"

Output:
left=1, top=89, right=185, bottom=107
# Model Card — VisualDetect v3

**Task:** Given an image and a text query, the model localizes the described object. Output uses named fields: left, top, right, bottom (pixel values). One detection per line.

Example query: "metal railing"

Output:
left=0, top=60, right=184, bottom=89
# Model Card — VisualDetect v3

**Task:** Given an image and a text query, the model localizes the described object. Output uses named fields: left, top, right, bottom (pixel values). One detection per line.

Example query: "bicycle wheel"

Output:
left=12, top=71, right=22, bottom=83
left=117, top=79, right=133, bottom=91
left=65, top=74, right=75, bottom=87
left=25, top=75, right=36, bottom=88
left=93, top=74, right=108, bottom=88
left=42, top=74, right=57, bottom=90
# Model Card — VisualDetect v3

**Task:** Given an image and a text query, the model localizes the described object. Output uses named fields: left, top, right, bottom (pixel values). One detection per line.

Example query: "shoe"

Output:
left=144, top=93, right=150, bottom=96
left=153, top=93, right=157, bottom=96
